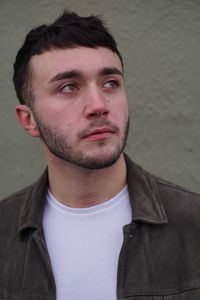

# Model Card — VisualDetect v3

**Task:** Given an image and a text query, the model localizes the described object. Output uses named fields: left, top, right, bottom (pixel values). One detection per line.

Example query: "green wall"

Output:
left=0, top=0, right=200, bottom=198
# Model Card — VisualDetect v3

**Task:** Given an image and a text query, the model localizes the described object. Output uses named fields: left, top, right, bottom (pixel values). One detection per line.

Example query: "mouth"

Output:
left=82, top=127, right=115, bottom=142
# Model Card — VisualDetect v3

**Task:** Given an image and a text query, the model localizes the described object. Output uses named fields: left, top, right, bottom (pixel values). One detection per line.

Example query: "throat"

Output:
left=47, top=154, right=127, bottom=208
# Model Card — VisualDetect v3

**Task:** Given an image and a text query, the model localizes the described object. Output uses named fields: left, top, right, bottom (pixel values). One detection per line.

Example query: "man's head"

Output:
left=13, top=11, right=123, bottom=106
left=14, top=11, right=129, bottom=170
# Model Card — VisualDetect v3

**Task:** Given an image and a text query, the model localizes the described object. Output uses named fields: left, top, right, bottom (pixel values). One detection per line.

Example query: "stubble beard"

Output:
left=32, top=109, right=129, bottom=170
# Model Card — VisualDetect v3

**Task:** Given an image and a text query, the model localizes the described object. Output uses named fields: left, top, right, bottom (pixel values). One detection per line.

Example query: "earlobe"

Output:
left=16, top=104, right=40, bottom=137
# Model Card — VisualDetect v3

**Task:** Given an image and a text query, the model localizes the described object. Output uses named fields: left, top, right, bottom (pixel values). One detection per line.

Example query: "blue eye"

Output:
left=104, top=80, right=119, bottom=89
left=61, top=83, right=77, bottom=93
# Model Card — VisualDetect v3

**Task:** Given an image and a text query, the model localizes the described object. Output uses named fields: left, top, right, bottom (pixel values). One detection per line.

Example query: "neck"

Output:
left=46, top=153, right=127, bottom=208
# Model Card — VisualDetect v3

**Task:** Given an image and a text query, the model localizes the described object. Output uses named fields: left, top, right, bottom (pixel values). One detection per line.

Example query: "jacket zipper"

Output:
left=117, top=223, right=136, bottom=300
left=33, top=228, right=56, bottom=299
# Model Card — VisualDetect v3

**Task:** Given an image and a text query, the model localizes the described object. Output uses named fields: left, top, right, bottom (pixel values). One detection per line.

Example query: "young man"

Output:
left=1, top=11, right=200, bottom=300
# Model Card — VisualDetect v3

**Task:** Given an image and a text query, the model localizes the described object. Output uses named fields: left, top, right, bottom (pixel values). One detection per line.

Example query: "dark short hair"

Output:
left=13, top=11, right=123, bottom=105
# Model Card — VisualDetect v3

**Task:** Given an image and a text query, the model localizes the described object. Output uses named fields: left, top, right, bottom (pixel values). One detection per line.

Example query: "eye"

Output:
left=60, top=83, right=78, bottom=93
left=103, top=80, right=119, bottom=89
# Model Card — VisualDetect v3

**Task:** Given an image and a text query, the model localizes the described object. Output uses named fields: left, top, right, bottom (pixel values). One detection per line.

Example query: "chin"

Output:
left=76, top=149, right=123, bottom=170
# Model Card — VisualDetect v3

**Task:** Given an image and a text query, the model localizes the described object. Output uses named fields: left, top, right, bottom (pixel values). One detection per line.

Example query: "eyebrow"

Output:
left=49, top=70, right=82, bottom=83
left=48, top=67, right=123, bottom=84
left=99, top=67, right=123, bottom=77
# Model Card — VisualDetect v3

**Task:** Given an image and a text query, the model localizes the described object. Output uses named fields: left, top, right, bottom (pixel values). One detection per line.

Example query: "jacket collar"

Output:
left=125, top=154, right=168, bottom=224
left=18, top=169, right=49, bottom=235
left=18, top=154, right=167, bottom=235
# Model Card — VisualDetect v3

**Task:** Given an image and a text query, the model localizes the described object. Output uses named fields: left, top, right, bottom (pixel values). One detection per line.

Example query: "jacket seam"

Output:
left=155, top=178, right=200, bottom=196
left=121, top=279, right=200, bottom=296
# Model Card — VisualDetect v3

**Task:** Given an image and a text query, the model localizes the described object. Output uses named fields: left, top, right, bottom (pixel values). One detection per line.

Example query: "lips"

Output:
left=82, top=127, right=115, bottom=141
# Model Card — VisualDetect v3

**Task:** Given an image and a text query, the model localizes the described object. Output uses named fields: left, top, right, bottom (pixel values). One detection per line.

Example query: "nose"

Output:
left=84, top=86, right=109, bottom=119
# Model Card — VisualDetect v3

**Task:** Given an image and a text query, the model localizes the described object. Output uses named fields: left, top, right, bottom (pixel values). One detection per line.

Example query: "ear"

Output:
left=16, top=104, right=40, bottom=137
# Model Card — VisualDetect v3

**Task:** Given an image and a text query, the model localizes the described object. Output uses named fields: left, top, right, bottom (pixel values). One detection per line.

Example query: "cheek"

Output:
left=114, top=100, right=129, bottom=122
left=37, top=105, right=74, bottom=126
left=56, top=113, right=81, bottom=137
left=117, top=92, right=128, bottom=113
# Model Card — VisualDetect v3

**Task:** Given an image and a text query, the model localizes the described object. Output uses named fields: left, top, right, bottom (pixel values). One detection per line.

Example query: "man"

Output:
left=1, top=11, right=200, bottom=300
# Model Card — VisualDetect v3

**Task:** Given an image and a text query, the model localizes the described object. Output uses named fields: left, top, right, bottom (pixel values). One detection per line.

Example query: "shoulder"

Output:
left=0, top=184, right=35, bottom=226
left=125, top=153, right=200, bottom=224
left=0, top=169, right=48, bottom=223
left=155, top=175, right=200, bottom=200
left=0, top=185, right=34, bottom=241
left=126, top=153, right=200, bottom=206
left=0, top=184, right=34, bottom=209
left=155, top=176, right=200, bottom=224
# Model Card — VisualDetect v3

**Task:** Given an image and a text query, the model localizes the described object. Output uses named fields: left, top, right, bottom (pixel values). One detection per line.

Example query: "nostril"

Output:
left=88, top=111, right=108, bottom=118
left=84, top=96, right=109, bottom=119
left=103, top=111, right=108, bottom=115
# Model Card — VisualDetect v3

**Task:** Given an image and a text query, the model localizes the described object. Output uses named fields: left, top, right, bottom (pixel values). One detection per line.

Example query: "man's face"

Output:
left=30, top=47, right=129, bottom=169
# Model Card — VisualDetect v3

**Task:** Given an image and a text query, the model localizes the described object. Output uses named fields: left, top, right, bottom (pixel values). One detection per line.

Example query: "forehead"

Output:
left=30, top=47, right=123, bottom=81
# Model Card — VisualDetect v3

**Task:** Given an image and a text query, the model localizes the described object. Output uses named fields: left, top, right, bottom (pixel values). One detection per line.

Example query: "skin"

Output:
left=16, top=47, right=129, bottom=208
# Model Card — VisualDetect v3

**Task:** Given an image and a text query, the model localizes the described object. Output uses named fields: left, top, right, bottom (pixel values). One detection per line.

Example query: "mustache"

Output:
left=78, top=118, right=120, bottom=138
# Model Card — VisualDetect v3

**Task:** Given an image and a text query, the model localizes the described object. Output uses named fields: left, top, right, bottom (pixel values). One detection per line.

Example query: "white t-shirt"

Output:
left=43, top=186, right=132, bottom=300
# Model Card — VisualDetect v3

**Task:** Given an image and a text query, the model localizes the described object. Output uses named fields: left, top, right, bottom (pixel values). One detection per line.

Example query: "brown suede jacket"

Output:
left=1, top=154, right=200, bottom=299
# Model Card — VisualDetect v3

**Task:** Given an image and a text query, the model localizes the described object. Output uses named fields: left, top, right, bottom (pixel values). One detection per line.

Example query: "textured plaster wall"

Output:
left=0, top=0, right=199, bottom=198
